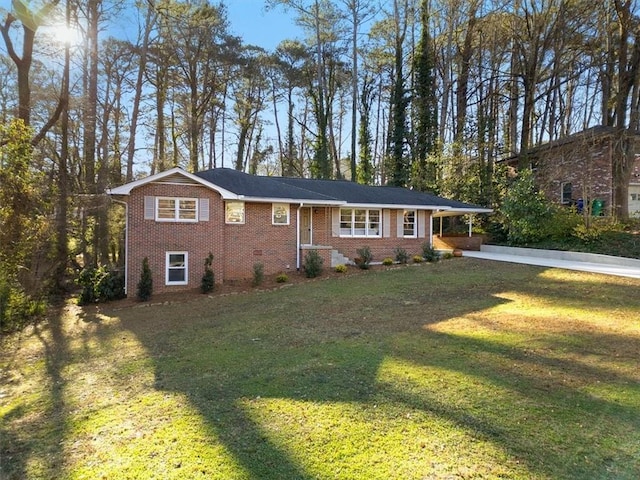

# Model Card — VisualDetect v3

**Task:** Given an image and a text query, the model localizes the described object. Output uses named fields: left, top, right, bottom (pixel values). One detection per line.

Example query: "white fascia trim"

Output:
left=239, top=196, right=345, bottom=206
left=340, top=203, right=452, bottom=210
left=106, top=167, right=240, bottom=200
left=432, top=208, right=493, bottom=217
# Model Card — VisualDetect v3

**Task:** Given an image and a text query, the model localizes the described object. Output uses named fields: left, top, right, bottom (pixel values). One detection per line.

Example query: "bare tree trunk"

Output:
left=126, top=5, right=155, bottom=181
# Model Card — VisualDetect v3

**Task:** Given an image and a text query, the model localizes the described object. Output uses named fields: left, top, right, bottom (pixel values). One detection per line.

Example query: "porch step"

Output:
left=331, top=249, right=351, bottom=267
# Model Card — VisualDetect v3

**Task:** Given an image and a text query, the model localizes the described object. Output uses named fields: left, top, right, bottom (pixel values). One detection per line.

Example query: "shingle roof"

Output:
left=195, top=168, right=490, bottom=211
left=194, top=168, right=336, bottom=202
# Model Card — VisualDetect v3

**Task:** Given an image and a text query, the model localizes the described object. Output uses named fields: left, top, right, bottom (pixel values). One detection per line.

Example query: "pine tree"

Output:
left=356, top=76, right=375, bottom=185
left=412, top=0, right=439, bottom=192
left=387, top=7, right=410, bottom=188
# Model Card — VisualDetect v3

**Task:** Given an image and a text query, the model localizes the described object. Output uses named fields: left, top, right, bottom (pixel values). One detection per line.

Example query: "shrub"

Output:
left=412, top=255, right=424, bottom=263
left=393, top=247, right=409, bottom=264
left=252, top=262, right=264, bottom=286
left=422, top=243, right=440, bottom=263
left=276, top=273, right=289, bottom=283
left=0, top=272, right=45, bottom=333
left=382, top=257, right=394, bottom=266
left=356, top=246, right=373, bottom=269
left=304, top=249, right=323, bottom=278
left=201, top=253, right=215, bottom=293
left=442, top=252, right=454, bottom=260
left=499, top=169, right=555, bottom=244
left=547, top=206, right=581, bottom=240
left=136, top=257, right=153, bottom=301
left=77, top=265, right=125, bottom=305
left=335, top=264, right=348, bottom=273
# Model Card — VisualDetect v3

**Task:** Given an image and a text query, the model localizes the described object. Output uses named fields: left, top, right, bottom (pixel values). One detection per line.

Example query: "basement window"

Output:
left=166, top=252, right=188, bottom=285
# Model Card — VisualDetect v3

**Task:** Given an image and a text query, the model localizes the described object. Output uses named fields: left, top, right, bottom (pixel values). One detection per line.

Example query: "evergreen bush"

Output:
left=356, top=246, right=373, bottom=269
left=136, top=257, right=153, bottom=301
left=422, top=243, right=440, bottom=262
left=252, top=262, right=264, bottom=286
left=393, top=247, right=409, bottom=264
left=77, top=266, right=125, bottom=305
left=303, top=249, right=323, bottom=278
left=201, top=253, right=215, bottom=293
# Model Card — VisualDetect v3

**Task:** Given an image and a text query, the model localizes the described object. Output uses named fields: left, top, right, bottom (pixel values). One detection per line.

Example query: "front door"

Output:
left=630, top=185, right=640, bottom=217
left=300, top=207, right=312, bottom=245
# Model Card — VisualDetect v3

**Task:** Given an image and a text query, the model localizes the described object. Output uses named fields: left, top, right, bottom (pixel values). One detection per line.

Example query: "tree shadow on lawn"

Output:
left=384, top=329, right=640, bottom=477
left=117, top=264, right=640, bottom=479
left=0, top=305, right=72, bottom=480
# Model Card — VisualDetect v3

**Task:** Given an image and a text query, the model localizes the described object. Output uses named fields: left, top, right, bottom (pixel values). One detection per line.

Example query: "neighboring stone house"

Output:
left=108, top=167, right=491, bottom=295
left=502, top=126, right=640, bottom=217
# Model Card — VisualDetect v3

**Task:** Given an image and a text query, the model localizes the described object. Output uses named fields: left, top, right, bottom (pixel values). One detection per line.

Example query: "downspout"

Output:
left=110, top=197, right=129, bottom=295
left=296, top=203, right=303, bottom=271
left=430, top=210, right=436, bottom=247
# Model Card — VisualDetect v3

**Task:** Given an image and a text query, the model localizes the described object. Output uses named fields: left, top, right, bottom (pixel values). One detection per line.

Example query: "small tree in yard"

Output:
left=137, top=257, right=153, bottom=301
left=201, top=253, right=215, bottom=293
left=500, top=169, right=553, bottom=244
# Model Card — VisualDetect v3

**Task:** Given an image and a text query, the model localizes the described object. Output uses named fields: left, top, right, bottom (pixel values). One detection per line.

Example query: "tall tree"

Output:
left=272, top=40, right=308, bottom=176
left=160, top=0, right=236, bottom=172
left=338, top=0, right=377, bottom=181
left=411, top=0, right=438, bottom=192
left=356, top=74, right=375, bottom=184
left=0, top=0, right=59, bottom=125
left=386, top=0, right=410, bottom=187
left=268, top=0, right=343, bottom=179
left=233, top=47, right=270, bottom=171
left=125, top=1, right=156, bottom=181
left=602, top=0, right=640, bottom=219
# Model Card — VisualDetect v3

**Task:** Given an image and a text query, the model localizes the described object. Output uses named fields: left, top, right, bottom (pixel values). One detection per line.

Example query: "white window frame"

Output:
left=272, top=203, right=290, bottom=225
left=225, top=201, right=245, bottom=224
left=339, top=208, right=381, bottom=238
left=156, top=197, right=198, bottom=222
left=166, top=251, right=188, bottom=285
left=403, top=210, right=417, bottom=237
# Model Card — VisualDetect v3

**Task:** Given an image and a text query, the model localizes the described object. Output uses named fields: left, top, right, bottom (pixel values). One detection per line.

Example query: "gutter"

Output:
left=296, top=203, right=303, bottom=271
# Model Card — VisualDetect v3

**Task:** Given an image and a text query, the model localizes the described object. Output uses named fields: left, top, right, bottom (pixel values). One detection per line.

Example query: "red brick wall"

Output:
left=125, top=186, right=438, bottom=294
left=535, top=139, right=613, bottom=213
left=224, top=203, right=298, bottom=280
left=309, top=207, right=432, bottom=263
left=127, top=183, right=225, bottom=295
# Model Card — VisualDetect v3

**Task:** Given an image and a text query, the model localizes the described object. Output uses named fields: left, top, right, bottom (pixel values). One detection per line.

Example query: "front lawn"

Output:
left=1, top=258, right=639, bottom=479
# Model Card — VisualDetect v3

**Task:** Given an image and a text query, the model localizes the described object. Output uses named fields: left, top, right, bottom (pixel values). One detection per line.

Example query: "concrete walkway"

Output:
left=462, top=245, right=640, bottom=279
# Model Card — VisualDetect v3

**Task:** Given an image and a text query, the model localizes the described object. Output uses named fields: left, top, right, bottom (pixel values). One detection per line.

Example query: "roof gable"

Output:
left=107, top=167, right=238, bottom=198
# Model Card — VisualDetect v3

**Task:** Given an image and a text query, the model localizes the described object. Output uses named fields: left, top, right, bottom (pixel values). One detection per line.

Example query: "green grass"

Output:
left=1, top=258, right=639, bottom=479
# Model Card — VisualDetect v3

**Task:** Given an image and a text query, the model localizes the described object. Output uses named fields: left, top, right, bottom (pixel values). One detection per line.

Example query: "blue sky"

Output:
left=225, top=1, right=304, bottom=51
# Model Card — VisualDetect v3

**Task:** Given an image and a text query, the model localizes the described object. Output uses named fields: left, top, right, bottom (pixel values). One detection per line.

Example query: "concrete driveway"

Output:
left=463, top=245, right=640, bottom=279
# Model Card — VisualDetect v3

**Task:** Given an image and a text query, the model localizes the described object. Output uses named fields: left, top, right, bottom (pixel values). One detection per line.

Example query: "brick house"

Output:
left=107, top=167, right=492, bottom=294
left=502, top=126, right=640, bottom=216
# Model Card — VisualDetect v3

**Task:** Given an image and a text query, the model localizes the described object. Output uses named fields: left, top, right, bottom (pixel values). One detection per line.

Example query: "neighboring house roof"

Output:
left=500, top=125, right=640, bottom=165
left=108, top=166, right=492, bottom=214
